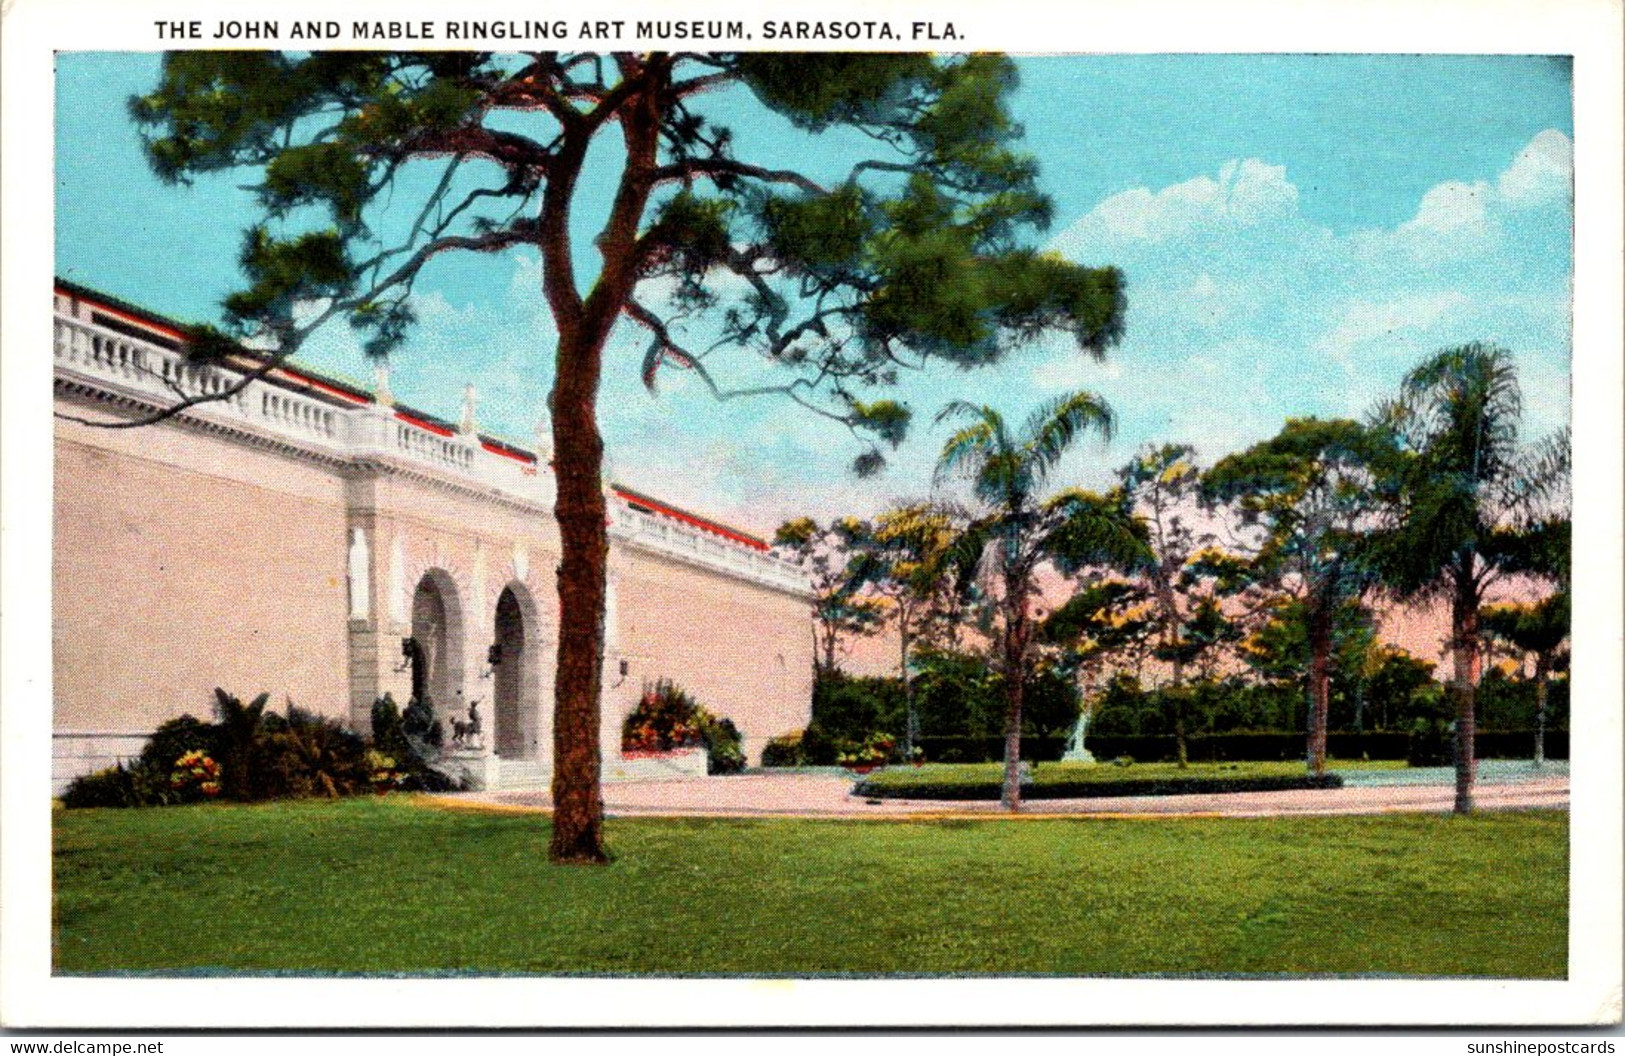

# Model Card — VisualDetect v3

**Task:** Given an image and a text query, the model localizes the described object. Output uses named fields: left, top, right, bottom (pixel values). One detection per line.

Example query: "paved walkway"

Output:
left=442, top=765, right=1569, bottom=820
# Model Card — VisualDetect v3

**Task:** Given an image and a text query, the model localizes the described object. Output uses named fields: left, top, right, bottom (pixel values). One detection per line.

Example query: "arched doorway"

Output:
left=410, top=570, right=465, bottom=726
left=492, top=583, right=543, bottom=758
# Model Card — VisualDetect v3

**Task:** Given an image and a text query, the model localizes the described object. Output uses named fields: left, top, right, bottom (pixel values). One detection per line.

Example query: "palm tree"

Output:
left=935, top=391, right=1145, bottom=810
left=1374, top=343, right=1569, bottom=812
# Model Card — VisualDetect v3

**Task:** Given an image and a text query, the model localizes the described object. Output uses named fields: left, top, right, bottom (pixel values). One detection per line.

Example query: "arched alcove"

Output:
left=410, top=569, right=466, bottom=726
left=492, top=582, right=545, bottom=758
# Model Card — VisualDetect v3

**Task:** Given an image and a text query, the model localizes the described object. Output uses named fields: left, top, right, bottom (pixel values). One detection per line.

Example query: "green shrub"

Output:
left=370, top=694, right=458, bottom=791
left=211, top=689, right=272, bottom=801
left=810, top=670, right=905, bottom=744
left=139, top=715, right=218, bottom=775
left=1407, top=719, right=1454, bottom=767
left=256, top=704, right=372, bottom=799
left=699, top=713, right=746, bottom=775
left=911, top=735, right=1069, bottom=764
left=761, top=731, right=806, bottom=767
left=60, top=763, right=161, bottom=809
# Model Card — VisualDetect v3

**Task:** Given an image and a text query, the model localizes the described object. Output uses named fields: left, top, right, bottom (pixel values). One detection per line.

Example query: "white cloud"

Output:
left=1033, top=134, right=1571, bottom=488
left=1052, top=158, right=1298, bottom=250
left=1317, top=292, right=1473, bottom=367
left=1404, top=180, right=1492, bottom=236
left=1497, top=129, right=1573, bottom=207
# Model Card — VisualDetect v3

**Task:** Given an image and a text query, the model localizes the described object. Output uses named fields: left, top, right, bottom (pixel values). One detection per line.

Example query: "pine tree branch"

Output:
left=651, top=157, right=827, bottom=194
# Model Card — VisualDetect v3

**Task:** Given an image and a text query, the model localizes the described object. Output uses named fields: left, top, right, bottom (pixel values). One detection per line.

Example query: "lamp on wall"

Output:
left=611, top=657, right=629, bottom=688
left=393, top=637, right=418, bottom=673
left=481, top=643, right=502, bottom=679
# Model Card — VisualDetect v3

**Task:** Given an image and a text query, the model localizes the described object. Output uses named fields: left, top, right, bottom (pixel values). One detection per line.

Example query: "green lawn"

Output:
left=54, top=797, right=1567, bottom=978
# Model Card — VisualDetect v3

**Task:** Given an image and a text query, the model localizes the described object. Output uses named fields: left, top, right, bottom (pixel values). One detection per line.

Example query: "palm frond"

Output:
left=933, top=421, right=996, bottom=486
left=1023, top=390, right=1115, bottom=481
left=1496, top=426, right=1571, bottom=524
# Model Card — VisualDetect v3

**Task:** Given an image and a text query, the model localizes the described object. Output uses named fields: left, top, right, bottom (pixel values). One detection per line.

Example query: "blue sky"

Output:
left=55, top=52, right=1574, bottom=531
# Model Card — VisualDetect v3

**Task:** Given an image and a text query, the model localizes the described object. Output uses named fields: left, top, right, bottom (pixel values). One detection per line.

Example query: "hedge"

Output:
left=853, top=771, right=1346, bottom=801
left=913, top=736, right=1071, bottom=764
left=1080, top=729, right=1567, bottom=764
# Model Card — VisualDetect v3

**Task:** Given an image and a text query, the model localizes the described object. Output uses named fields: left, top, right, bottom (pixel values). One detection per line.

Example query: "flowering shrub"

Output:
left=364, top=749, right=403, bottom=792
left=168, top=750, right=222, bottom=800
left=838, top=733, right=896, bottom=771
left=622, top=680, right=705, bottom=752
left=621, top=679, right=746, bottom=774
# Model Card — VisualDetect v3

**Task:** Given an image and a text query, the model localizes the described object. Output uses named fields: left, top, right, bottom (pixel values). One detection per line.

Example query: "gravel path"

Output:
left=441, top=765, right=1569, bottom=820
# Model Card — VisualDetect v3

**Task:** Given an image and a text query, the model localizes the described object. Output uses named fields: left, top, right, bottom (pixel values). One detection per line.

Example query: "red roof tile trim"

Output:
left=612, top=486, right=770, bottom=552
left=394, top=410, right=454, bottom=437
left=481, top=439, right=538, bottom=465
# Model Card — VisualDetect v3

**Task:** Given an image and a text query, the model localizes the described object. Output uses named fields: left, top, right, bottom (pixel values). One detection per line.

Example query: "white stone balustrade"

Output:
left=56, top=314, right=345, bottom=451
left=609, top=501, right=809, bottom=596
left=55, top=310, right=811, bottom=599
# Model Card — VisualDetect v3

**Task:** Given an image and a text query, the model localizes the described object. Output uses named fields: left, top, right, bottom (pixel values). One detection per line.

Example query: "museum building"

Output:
left=51, top=280, right=816, bottom=793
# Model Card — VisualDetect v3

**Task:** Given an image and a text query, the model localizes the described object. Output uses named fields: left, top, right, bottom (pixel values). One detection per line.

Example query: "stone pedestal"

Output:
left=438, top=748, right=498, bottom=791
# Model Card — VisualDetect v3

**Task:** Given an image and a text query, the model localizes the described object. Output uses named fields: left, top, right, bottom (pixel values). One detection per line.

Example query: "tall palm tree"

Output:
left=935, top=391, right=1146, bottom=810
left=1374, top=343, right=1569, bottom=812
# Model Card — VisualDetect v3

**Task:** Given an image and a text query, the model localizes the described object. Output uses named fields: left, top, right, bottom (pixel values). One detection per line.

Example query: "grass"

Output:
left=53, top=797, right=1567, bottom=978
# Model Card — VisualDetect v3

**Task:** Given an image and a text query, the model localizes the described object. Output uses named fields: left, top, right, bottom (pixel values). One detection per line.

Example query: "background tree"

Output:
left=128, top=52, right=1127, bottom=860
left=1373, top=343, right=1569, bottom=812
left=1113, top=444, right=1247, bottom=765
left=1363, top=647, right=1445, bottom=732
left=1203, top=417, right=1390, bottom=774
left=849, top=503, right=958, bottom=757
left=1039, top=575, right=1155, bottom=755
left=1117, top=444, right=1208, bottom=685
left=935, top=392, right=1145, bottom=809
left=1481, top=589, right=1570, bottom=767
left=774, top=516, right=884, bottom=677
left=1240, top=597, right=1378, bottom=740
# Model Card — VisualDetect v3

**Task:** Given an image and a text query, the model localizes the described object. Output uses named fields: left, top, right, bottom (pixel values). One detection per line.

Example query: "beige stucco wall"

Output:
left=605, top=546, right=815, bottom=764
left=53, top=394, right=816, bottom=782
left=53, top=417, right=352, bottom=735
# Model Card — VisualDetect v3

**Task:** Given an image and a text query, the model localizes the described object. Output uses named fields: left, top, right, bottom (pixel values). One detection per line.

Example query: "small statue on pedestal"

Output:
left=450, top=699, right=483, bottom=750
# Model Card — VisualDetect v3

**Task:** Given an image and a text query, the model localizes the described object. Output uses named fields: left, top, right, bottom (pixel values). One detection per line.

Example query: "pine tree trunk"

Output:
left=538, top=65, right=662, bottom=863
left=1451, top=576, right=1481, bottom=815
left=1307, top=609, right=1332, bottom=776
left=548, top=328, right=610, bottom=864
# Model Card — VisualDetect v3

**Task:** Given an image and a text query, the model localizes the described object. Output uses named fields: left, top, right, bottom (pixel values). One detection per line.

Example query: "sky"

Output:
left=54, top=52, right=1574, bottom=535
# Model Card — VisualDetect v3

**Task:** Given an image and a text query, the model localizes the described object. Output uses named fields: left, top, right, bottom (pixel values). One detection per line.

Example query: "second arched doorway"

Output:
left=492, top=582, right=544, bottom=758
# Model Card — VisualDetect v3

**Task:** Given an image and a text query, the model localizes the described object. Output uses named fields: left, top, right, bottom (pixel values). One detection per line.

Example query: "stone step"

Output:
left=488, top=757, right=550, bottom=793
left=485, top=752, right=709, bottom=792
